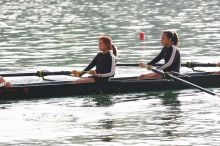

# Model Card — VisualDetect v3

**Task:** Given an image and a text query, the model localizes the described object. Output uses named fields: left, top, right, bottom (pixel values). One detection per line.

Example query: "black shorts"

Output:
left=89, top=76, right=110, bottom=82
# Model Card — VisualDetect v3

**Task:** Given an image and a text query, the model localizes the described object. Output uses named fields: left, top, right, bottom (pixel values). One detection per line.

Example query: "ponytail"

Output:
left=172, top=32, right=179, bottom=46
left=111, top=44, right=117, bottom=57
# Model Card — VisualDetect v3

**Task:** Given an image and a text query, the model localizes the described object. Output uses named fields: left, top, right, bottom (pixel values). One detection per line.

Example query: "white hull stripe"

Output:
left=158, top=45, right=177, bottom=70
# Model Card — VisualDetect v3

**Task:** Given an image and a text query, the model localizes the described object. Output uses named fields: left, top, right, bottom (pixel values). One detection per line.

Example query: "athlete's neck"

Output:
left=102, top=50, right=110, bottom=54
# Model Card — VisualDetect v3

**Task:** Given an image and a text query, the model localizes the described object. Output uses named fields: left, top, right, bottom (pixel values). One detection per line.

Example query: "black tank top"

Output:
left=83, top=51, right=116, bottom=77
left=148, top=45, right=181, bottom=72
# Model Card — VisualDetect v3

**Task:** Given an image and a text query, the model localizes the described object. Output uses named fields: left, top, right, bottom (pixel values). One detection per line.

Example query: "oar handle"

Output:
left=76, top=71, right=90, bottom=74
left=74, top=71, right=90, bottom=77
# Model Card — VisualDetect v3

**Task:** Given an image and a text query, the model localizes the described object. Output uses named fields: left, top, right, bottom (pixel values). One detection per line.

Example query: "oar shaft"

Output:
left=183, top=62, right=217, bottom=67
left=42, top=71, right=71, bottom=76
left=117, top=63, right=139, bottom=66
left=0, top=73, right=37, bottom=77
left=0, top=71, right=72, bottom=77
left=169, top=74, right=216, bottom=96
left=117, top=62, right=217, bottom=67
left=0, top=70, right=91, bottom=77
left=151, top=68, right=217, bottom=96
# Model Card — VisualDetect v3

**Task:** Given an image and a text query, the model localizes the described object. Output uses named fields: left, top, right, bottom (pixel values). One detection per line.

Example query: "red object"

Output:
left=139, top=32, right=145, bottom=41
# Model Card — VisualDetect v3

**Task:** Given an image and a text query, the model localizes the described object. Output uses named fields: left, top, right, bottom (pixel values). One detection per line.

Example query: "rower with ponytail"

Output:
left=138, top=30, right=181, bottom=79
left=72, top=36, right=117, bottom=83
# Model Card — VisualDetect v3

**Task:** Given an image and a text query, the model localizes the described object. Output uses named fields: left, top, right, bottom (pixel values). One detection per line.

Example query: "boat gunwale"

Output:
left=4, top=72, right=217, bottom=88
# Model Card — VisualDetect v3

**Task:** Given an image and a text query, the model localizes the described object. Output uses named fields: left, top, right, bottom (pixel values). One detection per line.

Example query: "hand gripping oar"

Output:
left=141, top=65, right=219, bottom=97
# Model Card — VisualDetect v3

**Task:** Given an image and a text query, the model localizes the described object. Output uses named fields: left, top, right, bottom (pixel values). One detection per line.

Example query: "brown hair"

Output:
left=99, top=36, right=117, bottom=57
left=163, top=30, right=179, bottom=47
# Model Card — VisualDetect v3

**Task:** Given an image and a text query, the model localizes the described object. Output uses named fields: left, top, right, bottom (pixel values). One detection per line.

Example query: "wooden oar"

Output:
left=0, top=70, right=89, bottom=77
left=117, top=62, right=218, bottom=68
left=145, top=67, right=219, bottom=97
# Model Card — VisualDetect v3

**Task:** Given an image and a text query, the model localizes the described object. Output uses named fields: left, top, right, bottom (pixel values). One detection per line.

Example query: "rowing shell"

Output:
left=0, top=72, right=220, bottom=100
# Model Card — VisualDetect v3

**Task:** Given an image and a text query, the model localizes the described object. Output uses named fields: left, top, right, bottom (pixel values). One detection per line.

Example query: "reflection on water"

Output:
left=158, top=91, right=182, bottom=137
left=0, top=0, right=220, bottom=71
left=1, top=90, right=220, bottom=145
left=92, top=94, right=113, bottom=107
